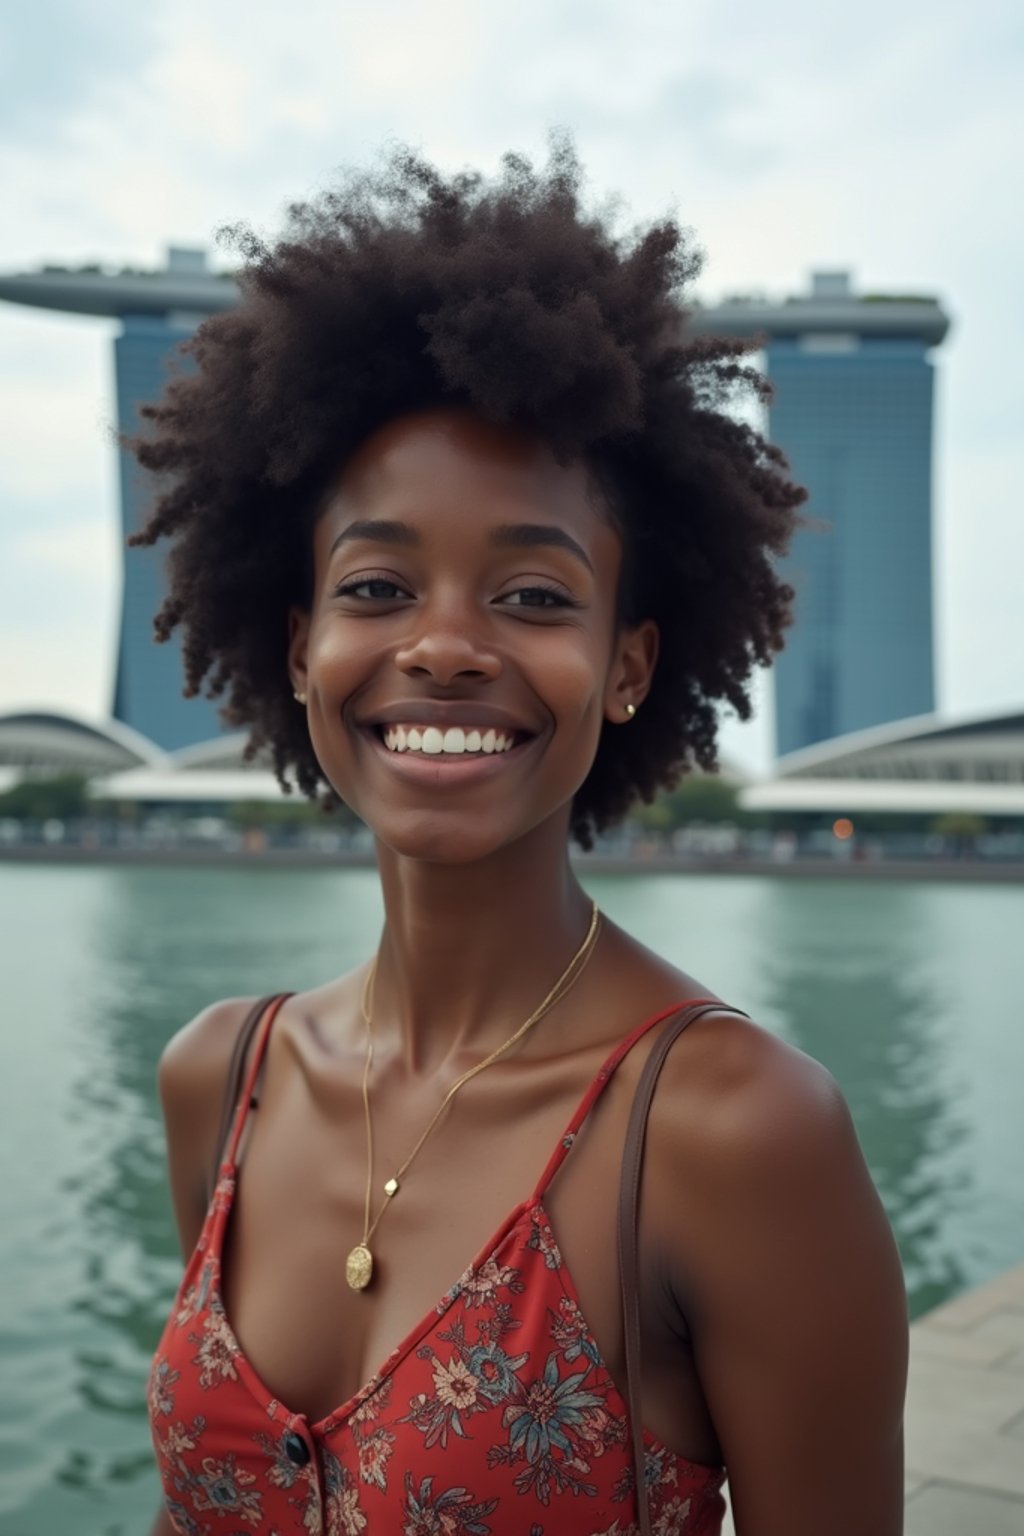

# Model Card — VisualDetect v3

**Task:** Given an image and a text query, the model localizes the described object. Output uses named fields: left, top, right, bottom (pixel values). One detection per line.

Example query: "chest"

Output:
left=222, top=1046, right=591, bottom=1380
left=216, top=1032, right=721, bottom=1463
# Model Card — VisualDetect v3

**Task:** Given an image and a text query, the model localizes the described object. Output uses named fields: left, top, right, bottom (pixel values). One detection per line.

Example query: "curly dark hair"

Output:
left=128, top=136, right=805, bottom=846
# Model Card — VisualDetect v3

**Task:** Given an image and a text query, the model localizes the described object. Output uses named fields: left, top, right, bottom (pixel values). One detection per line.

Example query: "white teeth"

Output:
left=381, top=725, right=518, bottom=756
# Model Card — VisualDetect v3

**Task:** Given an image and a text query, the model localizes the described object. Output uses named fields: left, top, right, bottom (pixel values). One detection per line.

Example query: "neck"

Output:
left=369, top=817, right=596, bottom=1072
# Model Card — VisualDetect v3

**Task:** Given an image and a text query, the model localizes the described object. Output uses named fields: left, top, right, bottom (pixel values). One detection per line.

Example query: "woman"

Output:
left=139, top=142, right=908, bottom=1535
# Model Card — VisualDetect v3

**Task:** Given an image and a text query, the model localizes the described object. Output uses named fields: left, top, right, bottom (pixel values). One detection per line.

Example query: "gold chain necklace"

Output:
left=345, top=900, right=601, bottom=1291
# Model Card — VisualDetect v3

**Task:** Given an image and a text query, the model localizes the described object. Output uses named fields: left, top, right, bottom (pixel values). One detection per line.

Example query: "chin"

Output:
left=373, top=816, right=521, bottom=867
left=368, top=798, right=573, bottom=867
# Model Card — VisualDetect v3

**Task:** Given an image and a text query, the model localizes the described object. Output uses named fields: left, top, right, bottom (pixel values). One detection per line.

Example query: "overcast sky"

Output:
left=1, top=0, right=1021, bottom=775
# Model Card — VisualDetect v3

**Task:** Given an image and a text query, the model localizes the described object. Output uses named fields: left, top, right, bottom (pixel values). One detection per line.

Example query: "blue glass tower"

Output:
left=708, top=272, right=950, bottom=756
left=112, top=308, right=223, bottom=747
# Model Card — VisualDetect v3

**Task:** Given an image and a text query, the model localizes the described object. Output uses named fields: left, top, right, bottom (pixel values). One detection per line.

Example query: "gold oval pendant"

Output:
left=346, top=1243, right=374, bottom=1291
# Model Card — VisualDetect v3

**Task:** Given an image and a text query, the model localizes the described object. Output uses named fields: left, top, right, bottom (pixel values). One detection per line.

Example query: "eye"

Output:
left=332, top=577, right=411, bottom=600
left=497, top=585, right=576, bottom=610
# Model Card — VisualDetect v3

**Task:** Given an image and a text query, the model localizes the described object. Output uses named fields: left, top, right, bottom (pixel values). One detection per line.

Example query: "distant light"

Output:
left=833, top=817, right=854, bottom=840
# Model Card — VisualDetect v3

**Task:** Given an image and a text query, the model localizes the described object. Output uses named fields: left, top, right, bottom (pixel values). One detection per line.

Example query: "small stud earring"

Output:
left=625, top=703, right=637, bottom=719
left=294, top=690, right=307, bottom=705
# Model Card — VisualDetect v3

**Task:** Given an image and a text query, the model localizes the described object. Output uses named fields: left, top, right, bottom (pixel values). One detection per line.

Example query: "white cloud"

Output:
left=1, top=0, right=1021, bottom=765
left=0, top=313, right=115, bottom=498
left=14, top=521, right=116, bottom=579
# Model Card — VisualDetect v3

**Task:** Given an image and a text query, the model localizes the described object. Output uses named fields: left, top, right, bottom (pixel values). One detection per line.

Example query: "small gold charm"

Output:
left=384, top=1177, right=399, bottom=1197
left=346, top=1244, right=373, bottom=1291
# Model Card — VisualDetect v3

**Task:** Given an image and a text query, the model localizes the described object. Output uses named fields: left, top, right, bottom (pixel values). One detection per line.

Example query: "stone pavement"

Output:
left=904, top=1258, right=1024, bottom=1533
left=718, top=1257, right=1024, bottom=1534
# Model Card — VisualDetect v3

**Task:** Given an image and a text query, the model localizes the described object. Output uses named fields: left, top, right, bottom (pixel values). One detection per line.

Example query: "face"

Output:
left=288, top=408, right=657, bottom=864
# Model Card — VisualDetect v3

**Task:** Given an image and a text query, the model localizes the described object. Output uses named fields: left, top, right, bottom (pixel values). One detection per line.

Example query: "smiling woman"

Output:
left=129, top=138, right=907, bottom=1536
left=287, top=410, right=660, bottom=866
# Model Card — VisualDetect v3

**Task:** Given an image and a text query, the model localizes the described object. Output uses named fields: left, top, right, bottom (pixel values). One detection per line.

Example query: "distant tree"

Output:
left=931, top=812, right=987, bottom=856
left=0, top=774, right=89, bottom=821
left=931, top=813, right=987, bottom=839
left=632, top=775, right=742, bottom=834
left=227, top=797, right=362, bottom=831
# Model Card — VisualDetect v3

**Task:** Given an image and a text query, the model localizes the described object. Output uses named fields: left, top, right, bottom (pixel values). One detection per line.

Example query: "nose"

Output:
left=393, top=599, right=502, bottom=686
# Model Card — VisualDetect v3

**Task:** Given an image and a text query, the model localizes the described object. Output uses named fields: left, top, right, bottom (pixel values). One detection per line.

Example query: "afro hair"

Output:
left=129, top=135, right=805, bottom=846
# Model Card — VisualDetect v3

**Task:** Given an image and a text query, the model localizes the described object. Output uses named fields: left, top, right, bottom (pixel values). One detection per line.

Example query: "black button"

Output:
left=283, top=1430, right=310, bottom=1466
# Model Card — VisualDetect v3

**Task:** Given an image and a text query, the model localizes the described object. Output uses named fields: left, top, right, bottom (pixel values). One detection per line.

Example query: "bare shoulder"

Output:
left=648, top=1010, right=908, bottom=1533
left=156, top=974, right=366, bottom=1139
left=647, top=1009, right=887, bottom=1283
left=652, top=1008, right=851, bottom=1174
left=600, top=925, right=853, bottom=1177
left=157, top=995, right=264, bottom=1121
left=157, top=996, right=266, bottom=1256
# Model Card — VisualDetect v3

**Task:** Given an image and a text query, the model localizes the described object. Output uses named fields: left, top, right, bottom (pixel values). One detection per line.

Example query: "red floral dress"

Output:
left=148, top=995, right=730, bottom=1535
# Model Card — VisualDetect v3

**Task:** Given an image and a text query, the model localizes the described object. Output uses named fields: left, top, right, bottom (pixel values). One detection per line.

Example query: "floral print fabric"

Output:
left=148, top=996, right=728, bottom=1535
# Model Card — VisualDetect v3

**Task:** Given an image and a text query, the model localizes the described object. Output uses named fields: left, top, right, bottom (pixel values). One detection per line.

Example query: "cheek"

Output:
left=301, top=619, right=369, bottom=780
left=305, top=614, right=370, bottom=691
left=523, top=632, right=611, bottom=746
left=556, top=651, right=607, bottom=719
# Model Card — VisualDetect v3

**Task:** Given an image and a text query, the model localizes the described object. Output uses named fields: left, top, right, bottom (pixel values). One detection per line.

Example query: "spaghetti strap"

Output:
left=222, top=993, right=292, bottom=1168
left=531, top=995, right=746, bottom=1201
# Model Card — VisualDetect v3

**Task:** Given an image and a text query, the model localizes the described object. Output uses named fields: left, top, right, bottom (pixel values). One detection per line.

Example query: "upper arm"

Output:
left=156, top=997, right=259, bottom=1264
left=657, top=1023, right=908, bottom=1535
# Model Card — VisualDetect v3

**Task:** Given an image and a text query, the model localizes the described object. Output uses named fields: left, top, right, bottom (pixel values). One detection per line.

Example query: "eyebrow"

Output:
left=329, top=519, right=417, bottom=554
left=491, top=523, right=594, bottom=573
left=330, top=518, right=593, bottom=573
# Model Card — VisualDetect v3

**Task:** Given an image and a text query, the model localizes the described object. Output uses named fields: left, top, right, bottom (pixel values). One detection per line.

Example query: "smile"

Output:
left=381, top=725, right=517, bottom=756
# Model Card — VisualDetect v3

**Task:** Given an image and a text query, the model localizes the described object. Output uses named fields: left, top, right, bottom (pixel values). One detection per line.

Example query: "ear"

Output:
left=604, top=618, right=659, bottom=723
left=287, top=606, right=311, bottom=699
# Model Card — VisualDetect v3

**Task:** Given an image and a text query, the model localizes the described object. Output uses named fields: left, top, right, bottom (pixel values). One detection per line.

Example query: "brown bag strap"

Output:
left=206, top=994, right=281, bottom=1203
left=618, top=1000, right=748, bottom=1535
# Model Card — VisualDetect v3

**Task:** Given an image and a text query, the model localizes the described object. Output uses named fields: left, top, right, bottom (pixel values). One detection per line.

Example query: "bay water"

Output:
left=1, top=863, right=1021, bottom=1533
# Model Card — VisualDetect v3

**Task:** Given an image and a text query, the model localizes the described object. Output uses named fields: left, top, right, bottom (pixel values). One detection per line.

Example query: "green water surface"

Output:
left=0, top=864, right=1021, bottom=1533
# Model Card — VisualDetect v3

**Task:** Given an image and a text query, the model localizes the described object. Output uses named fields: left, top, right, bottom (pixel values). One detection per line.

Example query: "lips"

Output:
left=353, top=704, right=537, bottom=788
left=382, top=724, right=516, bottom=755
left=361, top=701, right=536, bottom=751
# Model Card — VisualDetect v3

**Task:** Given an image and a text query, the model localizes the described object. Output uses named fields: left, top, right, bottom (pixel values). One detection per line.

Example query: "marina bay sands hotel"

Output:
left=0, top=252, right=950, bottom=761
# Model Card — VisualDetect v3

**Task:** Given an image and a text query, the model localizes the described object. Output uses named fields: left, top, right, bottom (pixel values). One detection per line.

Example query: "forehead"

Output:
left=320, top=408, right=609, bottom=535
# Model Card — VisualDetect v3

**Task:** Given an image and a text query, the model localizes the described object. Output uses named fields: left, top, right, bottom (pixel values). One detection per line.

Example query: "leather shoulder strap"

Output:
left=206, top=995, right=279, bottom=1203
left=617, top=1000, right=748, bottom=1534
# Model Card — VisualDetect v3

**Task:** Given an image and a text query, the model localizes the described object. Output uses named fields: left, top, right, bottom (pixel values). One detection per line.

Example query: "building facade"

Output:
left=113, top=308, right=224, bottom=748
left=762, top=275, right=944, bottom=756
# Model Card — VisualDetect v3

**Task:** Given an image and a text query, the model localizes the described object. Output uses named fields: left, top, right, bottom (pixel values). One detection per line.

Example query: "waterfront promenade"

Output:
left=3, top=839, right=1024, bottom=881
left=904, top=1258, right=1024, bottom=1532
left=720, top=1258, right=1024, bottom=1533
